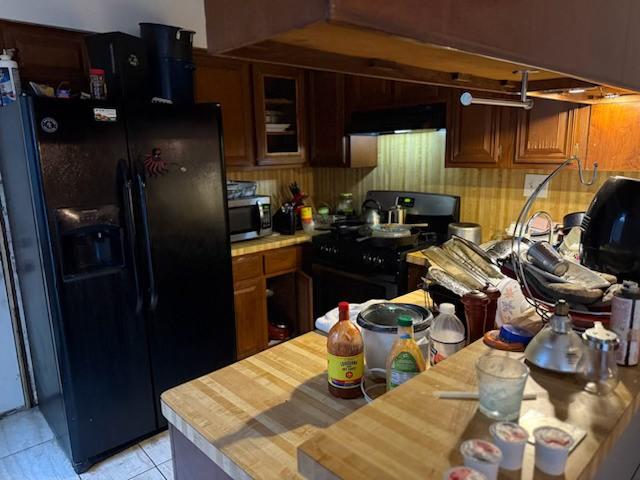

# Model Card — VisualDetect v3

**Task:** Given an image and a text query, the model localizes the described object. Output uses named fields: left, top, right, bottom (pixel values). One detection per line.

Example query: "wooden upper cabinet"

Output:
left=194, top=55, right=255, bottom=167
left=0, top=20, right=89, bottom=92
left=587, top=102, right=640, bottom=171
left=346, top=75, right=394, bottom=112
left=309, top=70, right=377, bottom=168
left=253, top=64, right=306, bottom=166
left=393, top=82, right=441, bottom=106
left=446, top=95, right=503, bottom=167
left=309, top=70, right=346, bottom=167
left=514, top=98, right=589, bottom=165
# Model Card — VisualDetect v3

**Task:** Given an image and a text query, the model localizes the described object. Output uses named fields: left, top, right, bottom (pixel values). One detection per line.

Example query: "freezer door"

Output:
left=30, top=98, right=156, bottom=469
left=126, top=102, right=236, bottom=426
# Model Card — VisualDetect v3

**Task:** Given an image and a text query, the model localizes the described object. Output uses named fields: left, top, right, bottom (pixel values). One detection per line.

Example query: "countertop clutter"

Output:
left=161, top=290, right=640, bottom=479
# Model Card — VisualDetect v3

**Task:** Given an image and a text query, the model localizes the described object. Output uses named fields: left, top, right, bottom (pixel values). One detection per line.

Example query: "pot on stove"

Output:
left=357, top=302, right=433, bottom=370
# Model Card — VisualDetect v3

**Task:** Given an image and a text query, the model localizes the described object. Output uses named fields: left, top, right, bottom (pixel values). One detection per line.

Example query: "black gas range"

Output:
left=312, top=190, right=460, bottom=318
left=313, top=232, right=437, bottom=276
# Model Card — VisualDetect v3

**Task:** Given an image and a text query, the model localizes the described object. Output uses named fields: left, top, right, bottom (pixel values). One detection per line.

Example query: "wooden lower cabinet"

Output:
left=233, top=276, right=268, bottom=360
left=232, top=245, right=313, bottom=359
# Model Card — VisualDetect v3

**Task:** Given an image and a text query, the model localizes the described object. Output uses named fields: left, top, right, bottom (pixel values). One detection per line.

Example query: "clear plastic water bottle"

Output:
left=430, top=303, right=466, bottom=366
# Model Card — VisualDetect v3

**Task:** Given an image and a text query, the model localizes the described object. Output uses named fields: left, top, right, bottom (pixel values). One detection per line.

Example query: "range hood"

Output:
left=347, top=104, right=446, bottom=135
left=204, top=0, right=640, bottom=103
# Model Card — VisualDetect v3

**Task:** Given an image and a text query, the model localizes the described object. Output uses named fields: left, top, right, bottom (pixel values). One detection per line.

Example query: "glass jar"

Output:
left=336, top=193, right=354, bottom=217
left=577, top=321, right=619, bottom=395
left=89, top=68, right=107, bottom=100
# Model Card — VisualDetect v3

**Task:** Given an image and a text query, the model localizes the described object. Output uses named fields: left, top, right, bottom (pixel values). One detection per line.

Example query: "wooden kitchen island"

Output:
left=161, top=291, right=640, bottom=479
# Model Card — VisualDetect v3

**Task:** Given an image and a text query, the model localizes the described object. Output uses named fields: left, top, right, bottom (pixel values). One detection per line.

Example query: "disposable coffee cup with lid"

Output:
left=460, top=439, right=502, bottom=480
left=489, top=422, right=528, bottom=470
left=534, top=426, right=573, bottom=476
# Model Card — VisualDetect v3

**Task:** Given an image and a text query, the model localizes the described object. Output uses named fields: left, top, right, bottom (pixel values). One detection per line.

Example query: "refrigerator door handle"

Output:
left=136, top=173, right=159, bottom=312
left=120, top=161, right=143, bottom=314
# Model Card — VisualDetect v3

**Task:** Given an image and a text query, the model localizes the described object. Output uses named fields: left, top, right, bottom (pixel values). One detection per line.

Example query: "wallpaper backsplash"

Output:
left=226, top=167, right=315, bottom=209
left=229, top=131, right=639, bottom=242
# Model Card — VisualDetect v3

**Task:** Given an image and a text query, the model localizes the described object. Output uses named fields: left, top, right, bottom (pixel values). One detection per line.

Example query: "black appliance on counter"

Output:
left=0, top=97, right=235, bottom=473
left=85, top=32, right=149, bottom=101
left=312, top=191, right=460, bottom=318
left=140, top=23, right=195, bottom=104
left=581, top=176, right=640, bottom=283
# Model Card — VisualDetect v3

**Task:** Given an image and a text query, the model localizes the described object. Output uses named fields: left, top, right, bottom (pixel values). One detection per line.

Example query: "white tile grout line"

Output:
left=158, top=466, right=170, bottom=480
left=128, top=466, right=162, bottom=480
left=0, top=437, right=59, bottom=461
left=138, top=443, right=157, bottom=466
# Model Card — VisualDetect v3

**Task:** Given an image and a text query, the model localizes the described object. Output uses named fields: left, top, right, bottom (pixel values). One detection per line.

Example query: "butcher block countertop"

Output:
left=162, top=289, right=640, bottom=479
left=298, top=327, right=640, bottom=479
left=160, top=291, right=422, bottom=479
left=230, top=231, right=313, bottom=257
left=406, top=249, right=428, bottom=267
left=160, top=332, right=364, bottom=480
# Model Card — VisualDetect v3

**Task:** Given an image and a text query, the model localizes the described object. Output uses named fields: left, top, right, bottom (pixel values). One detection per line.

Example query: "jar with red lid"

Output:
left=89, top=68, right=107, bottom=99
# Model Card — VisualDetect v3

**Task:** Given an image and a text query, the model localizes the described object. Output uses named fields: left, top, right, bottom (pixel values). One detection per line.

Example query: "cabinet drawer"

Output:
left=232, top=254, right=263, bottom=282
left=264, top=247, right=299, bottom=275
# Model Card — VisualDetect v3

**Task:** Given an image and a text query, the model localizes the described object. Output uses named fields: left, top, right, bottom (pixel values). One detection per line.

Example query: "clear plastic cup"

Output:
left=476, top=355, right=529, bottom=420
left=534, top=427, right=573, bottom=475
left=460, top=439, right=502, bottom=480
left=489, top=422, right=528, bottom=470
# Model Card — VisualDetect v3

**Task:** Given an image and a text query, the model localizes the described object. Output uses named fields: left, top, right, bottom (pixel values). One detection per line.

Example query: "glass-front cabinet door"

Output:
left=253, top=64, right=306, bottom=165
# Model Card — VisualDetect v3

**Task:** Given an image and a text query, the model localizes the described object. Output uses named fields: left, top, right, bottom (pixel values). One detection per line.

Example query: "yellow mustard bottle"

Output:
left=386, top=314, right=426, bottom=391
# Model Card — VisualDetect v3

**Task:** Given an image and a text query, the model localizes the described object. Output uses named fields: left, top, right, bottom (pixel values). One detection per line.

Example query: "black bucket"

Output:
left=139, top=22, right=194, bottom=60
left=149, top=57, right=195, bottom=104
left=139, top=23, right=195, bottom=103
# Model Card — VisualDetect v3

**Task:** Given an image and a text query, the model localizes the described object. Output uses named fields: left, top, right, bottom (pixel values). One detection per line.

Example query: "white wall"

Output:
left=1, top=0, right=208, bottom=48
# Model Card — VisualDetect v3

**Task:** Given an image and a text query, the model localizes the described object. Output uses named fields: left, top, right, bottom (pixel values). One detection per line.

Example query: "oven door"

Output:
left=312, top=262, right=399, bottom=318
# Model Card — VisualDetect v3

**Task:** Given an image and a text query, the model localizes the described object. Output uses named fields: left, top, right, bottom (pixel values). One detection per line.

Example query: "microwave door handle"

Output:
left=256, top=200, right=264, bottom=235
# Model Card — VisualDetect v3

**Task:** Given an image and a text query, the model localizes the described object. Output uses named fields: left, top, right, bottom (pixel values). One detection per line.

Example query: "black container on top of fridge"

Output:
left=0, top=96, right=236, bottom=473
left=85, top=32, right=150, bottom=101
left=139, top=23, right=195, bottom=104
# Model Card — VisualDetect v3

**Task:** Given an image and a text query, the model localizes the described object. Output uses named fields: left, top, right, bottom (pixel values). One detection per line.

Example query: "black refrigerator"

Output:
left=0, top=96, right=236, bottom=473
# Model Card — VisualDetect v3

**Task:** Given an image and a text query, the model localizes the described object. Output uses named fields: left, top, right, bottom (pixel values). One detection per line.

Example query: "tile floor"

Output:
left=0, top=408, right=173, bottom=480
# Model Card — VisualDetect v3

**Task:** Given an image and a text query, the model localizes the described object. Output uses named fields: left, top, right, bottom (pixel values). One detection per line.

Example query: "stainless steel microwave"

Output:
left=228, top=196, right=272, bottom=243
